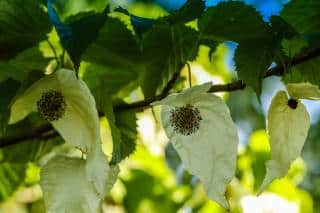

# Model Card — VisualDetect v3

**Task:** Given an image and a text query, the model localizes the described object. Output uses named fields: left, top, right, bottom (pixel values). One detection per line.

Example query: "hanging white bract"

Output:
left=152, top=83, right=238, bottom=209
left=260, top=91, right=310, bottom=192
left=9, top=68, right=99, bottom=152
left=9, top=68, right=118, bottom=213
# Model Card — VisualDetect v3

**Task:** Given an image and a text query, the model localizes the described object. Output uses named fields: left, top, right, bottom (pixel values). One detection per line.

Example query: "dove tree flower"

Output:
left=259, top=84, right=316, bottom=192
left=9, top=68, right=99, bottom=152
left=152, top=82, right=239, bottom=209
left=9, top=68, right=118, bottom=212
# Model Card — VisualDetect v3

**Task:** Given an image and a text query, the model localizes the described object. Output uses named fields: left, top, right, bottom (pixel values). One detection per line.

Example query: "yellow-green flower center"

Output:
left=37, top=90, right=66, bottom=122
left=170, top=104, right=202, bottom=135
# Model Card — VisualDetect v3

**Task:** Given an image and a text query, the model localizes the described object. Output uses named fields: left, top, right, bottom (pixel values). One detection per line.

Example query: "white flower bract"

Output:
left=9, top=68, right=99, bottom=151
left=153, top=83, right=238, bottom=209
left=260, top=91, right=310, bottom=192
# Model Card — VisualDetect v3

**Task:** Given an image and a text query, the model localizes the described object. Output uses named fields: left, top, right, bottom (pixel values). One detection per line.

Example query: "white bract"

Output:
left=40, top=156, right=101, bottom=213
left=152, top=83, right=238, bottom=209
left=85, top=142, right=119, bottom=196
left=9, top=68, right=99, bottom=151
left=260, top=91, right=310, bottom=192
left=9, top=68, right=119, bottom=212
left=287, top=82, right=320, bottom=100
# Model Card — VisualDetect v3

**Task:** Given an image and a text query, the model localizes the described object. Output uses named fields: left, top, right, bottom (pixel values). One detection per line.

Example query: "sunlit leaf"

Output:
left=260, top=91, right=310, bottom=192
left=141, top=24, right=199, bottom=98
left=165, top=0, right=205, bottom=24
left=281, top=0, right=320, bottom=35
left=0, top=47, right=50, bottom=83
left=0, top=79, right=20, bottom=132
left=51, top=0, right=109, bottom=23
left=199, top=2, right=271, bottom=42
left=235, top=40, right=274, bottom=96
left=0, top=0, right=51, bottom=60
left=0, top=163, right=26, bottom=202
left=287, top=82, right=320, bottom=100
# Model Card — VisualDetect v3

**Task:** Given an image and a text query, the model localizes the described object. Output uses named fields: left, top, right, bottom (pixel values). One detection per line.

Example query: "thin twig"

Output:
left=1, top=48, right=320, bottom=147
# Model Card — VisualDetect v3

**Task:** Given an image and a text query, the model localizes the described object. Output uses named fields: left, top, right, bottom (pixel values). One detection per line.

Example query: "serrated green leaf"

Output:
left=82, top=62, right=139, bottom=97
left=0, top=163, right=27, bottom=202
left=82, top=18, right=141, bottom=96
left=164, top=0, right=205, bottom=24
left=0, top=0, right=51, bottom=60
left=0, top=138, right=63, bottom=163
left=141, top=24, right=199, bottom=98
left=83, top=17, right=141, bottom=67
left=63, top=12, right=107, bottom=69
left=52, top=0, right=109, bottom=23
left=281, top=0, right=320, bottom=35
left=283, top=57, right=320, bottom=86
left=103, top=100, right=137, bottom=164
left=260, top=91, right=310, bottom=192
left=287, top=82, right=320, bottom=100
left=0, top=79, right=20, bottom=133
left=234, top=41, right=274, bottom=96
left=0, top=47, right=49, bottom=83
left=269, top=16, right=297, bottom=41
left=282, top=37, right=309, bottom=58
left=199, top=2, right=271, bottom=42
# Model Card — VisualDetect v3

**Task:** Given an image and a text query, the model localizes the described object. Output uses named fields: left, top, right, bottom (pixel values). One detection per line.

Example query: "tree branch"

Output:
left=1, top=48, right=320, bottom=147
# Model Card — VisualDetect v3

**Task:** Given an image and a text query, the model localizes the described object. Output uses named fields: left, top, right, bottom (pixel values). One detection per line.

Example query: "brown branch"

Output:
left=0, top=124, right=56, bottom=148
left=1, top=48, right=320, bottom=147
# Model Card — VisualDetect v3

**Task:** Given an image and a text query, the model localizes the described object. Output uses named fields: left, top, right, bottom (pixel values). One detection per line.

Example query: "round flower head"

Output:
left=9, top=68, right=99, bottom=151
left=152, top=83, right=238, bottom=209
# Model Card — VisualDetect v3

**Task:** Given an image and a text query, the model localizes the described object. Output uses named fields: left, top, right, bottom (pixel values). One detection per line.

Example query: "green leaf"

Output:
left=64, top=12, right=108, bottom=69
left=287, top=82, right=320, bottom=100
left=234, top=40, right=274, bottom=96
left=281, top=0, right=320, bottom=35
left=82, top=63, right=139, bottom=97
left=199, top=2, right=271, bottom=42
left=282, top=37, right=309, bottom=58
left=52, top=0, right=109, bottom=23
left=0, top=47, right=49, bottom=83
left=269, top=16, right=297, bottom=41
left=164, top=0, right=205, bottom=24
left=83, top=17, right=141, bottom=68
left=0, top=138, right=63, bottom=163
left=141, top=24, right=199, bottom=98
left=0, top=79, right=20, bottom=132
left=260, top=91, right=310, bottom=192
left=0, top=0, right=51, bottom=60
left=102, top=99, right=137, bottom=164
left=82, top=18, right=142, bottom=96
left=283, top=57, right=320, bottom=86
left=0, top=163, right=27, bottom=202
